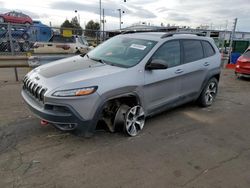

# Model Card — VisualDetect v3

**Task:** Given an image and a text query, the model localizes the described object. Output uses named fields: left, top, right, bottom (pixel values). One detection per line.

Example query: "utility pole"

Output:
left=229, top=18, right=238, bottom=63
left=117, top=9, right=125, bottom=30
left=102, top=9, right=105, bottom=40
left=222, top=20, right=228, bottom=52
left=99, top=0, right=102, bottom=41
left=117, top=9, right=122, bottom=30
left=74, top=10, right=80, bottom=26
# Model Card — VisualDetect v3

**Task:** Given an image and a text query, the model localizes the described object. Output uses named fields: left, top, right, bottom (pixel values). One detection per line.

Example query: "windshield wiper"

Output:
left=89, top=57, right=106, bottom=64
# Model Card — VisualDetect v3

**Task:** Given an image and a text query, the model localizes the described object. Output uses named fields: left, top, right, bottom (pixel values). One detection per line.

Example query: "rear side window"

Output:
left=202, top=41, right=215, bottom=57
left=183, top=40, right=204, bottom=63
left=243, top=50, right=250, bottom=58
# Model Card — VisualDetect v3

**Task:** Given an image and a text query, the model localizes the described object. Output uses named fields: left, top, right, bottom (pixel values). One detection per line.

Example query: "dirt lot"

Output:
left=0, top=68, right=250, bottom=188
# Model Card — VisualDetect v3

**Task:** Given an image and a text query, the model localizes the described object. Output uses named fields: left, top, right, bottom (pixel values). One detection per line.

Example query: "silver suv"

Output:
left=22, top=32, right=221, bottom=137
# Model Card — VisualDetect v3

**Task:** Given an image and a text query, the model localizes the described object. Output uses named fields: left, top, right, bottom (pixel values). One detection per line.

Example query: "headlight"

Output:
left=52, top=86, right=97, bottom=97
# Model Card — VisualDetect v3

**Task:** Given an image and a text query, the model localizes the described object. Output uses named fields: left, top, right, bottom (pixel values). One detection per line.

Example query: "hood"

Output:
left=32, top=55, right=126, bottom=87
left=38, top=55, right=102, bottom=78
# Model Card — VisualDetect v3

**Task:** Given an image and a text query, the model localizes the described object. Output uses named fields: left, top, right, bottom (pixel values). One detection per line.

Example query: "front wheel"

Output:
left=113, top=104, right=145, bottom=137
left=198, top=78, right=218, bottom=107
left=124, top=105, right=145, bottom=136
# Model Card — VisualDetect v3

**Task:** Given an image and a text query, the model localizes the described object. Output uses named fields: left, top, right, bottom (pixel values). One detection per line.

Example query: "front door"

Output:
left=144, top=40, right=183, bottom=114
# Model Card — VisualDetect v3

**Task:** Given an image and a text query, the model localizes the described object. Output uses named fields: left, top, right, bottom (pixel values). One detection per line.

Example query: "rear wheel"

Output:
left=22, top=33, right=29, bottom=40
left=13, top=41, right=21, bottom=52
left=7, top=41, right=21, bottom=52
left=198, top=78, right=218, bottom=107
left=21, top=41, right=30, bottom=52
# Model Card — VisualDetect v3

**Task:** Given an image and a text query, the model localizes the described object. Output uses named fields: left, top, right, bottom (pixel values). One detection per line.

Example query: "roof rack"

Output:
left=121, top=30, right=156, bottom=34
left=161, top=32, right=206, bottom=38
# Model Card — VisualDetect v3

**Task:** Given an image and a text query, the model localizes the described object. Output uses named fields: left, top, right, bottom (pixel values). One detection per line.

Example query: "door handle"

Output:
left=204, top=62, right=210, bottom=66
left=175, top=69, right=183, bottom=74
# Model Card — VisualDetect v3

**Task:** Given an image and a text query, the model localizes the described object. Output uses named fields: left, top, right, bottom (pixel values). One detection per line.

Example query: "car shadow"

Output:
left=238, top=77, right=250, bottom=81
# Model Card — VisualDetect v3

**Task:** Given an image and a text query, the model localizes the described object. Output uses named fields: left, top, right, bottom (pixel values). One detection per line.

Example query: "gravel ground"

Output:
left=0, top=68, right=250, bottom=188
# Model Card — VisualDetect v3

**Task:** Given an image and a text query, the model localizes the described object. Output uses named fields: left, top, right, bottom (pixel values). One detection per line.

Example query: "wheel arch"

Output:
left=102, top=92, right=141, bottom=107
left=91, top=92, right=142, bottom=133
left=197, top=69, right=220, bottom=99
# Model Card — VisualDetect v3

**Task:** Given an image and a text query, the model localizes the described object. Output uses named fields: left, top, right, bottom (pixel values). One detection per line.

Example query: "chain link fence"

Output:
left=0, top=23, right=32, bottom=55
left=0, top=22, right=111, bottom=56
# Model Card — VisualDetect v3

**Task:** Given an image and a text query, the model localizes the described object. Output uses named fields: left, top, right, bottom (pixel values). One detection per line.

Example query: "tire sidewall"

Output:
left=199, top=78, right=218, bottom=107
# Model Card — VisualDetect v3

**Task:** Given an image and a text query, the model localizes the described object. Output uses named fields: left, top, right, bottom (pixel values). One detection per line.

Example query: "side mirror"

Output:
left=145, top=59, right=168, bottom=70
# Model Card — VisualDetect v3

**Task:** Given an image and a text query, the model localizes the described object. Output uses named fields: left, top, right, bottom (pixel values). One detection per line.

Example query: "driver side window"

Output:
left=151, top=40, right=181, bottom=68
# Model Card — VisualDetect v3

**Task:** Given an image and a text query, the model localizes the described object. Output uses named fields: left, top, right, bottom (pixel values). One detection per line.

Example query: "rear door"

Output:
left=179, top=39, right=208, bottom=98
left=144, top=40, right=182, bottom=113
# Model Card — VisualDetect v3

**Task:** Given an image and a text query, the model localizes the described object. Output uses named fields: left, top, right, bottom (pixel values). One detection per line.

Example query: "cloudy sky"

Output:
left=0, top=0, right=249, bottom=31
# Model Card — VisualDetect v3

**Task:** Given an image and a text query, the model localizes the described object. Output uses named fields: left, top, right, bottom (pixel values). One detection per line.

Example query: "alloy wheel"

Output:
left=125, top=106, right=145, bottom=136
left=205, top=81, right=217, bottom=105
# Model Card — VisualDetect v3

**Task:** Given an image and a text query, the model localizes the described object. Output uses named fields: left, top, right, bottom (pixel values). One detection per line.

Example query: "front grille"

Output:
left=23, top=76, right=47, bottom=102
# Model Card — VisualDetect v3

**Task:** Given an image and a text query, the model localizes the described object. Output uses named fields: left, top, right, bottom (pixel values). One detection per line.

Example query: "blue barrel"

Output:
left=231, top=52, right=241, bottom=64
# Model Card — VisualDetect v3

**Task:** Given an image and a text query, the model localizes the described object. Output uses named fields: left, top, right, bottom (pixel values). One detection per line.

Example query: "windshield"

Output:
left=49, top=35, right=76, bottom=43
left=87, top=36, right=157, bottom=68
left=80, top=37, right=89, bottom=45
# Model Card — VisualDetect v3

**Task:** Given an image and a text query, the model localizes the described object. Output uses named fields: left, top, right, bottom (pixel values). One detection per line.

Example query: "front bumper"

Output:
left=21, top=89, right=93, bottom=132
left=235, top=68, right=250, bottom=78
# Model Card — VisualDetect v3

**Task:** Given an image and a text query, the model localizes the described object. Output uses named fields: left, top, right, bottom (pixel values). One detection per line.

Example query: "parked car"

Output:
left=0, top=25, right=32, bottom=52
left=21, top=32, right=221, bottom=137
left=235, top=47, right=250, bottom=78
left=30, top=21, right=53, bottom=42
left=0, top=25, right=30, bottom=40
left=33, top=35, right=92, bottom=54
left=28, top=54, right=74, bottom=67
left=0, top=11, right=33, bottom=25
